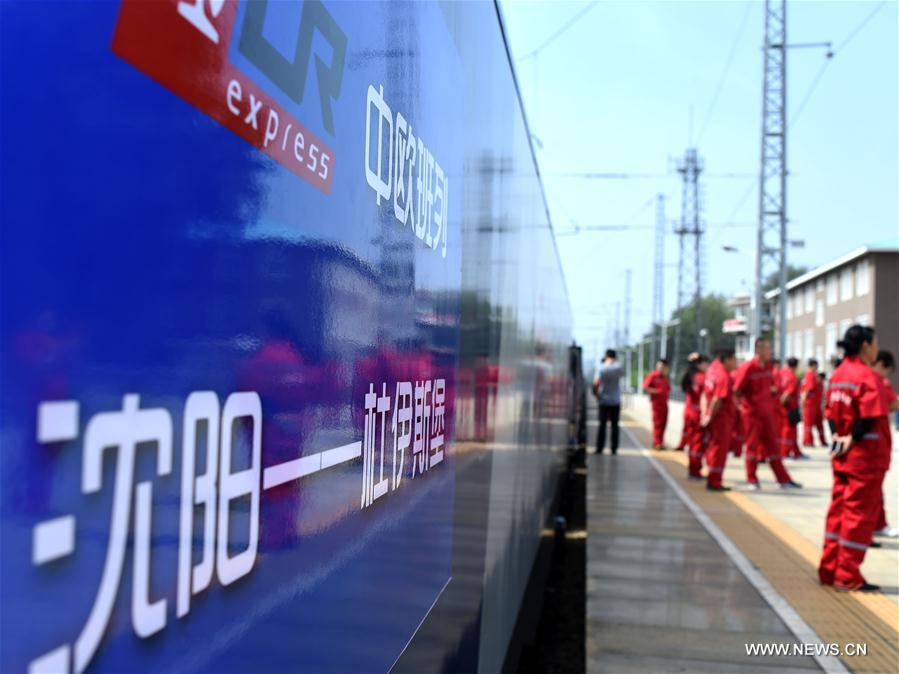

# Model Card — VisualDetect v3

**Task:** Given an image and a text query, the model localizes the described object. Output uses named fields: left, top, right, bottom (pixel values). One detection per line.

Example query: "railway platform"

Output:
left=585, top=395, right=899, bottom=674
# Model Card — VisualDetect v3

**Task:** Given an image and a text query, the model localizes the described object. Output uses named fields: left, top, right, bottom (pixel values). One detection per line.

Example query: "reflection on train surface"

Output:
left=0, top=1, right=572, bottom=673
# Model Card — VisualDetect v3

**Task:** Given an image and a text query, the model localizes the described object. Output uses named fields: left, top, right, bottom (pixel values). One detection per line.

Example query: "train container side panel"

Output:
left=0, top=1, right=572, bottom=672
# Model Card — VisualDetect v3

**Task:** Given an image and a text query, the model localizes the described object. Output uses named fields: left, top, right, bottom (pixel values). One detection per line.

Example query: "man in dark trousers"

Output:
left=593, top=349, right=623, bottom=454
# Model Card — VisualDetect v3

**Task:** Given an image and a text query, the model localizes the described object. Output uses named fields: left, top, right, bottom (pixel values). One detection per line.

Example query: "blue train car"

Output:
left=0, top=1, right=572, bottom=672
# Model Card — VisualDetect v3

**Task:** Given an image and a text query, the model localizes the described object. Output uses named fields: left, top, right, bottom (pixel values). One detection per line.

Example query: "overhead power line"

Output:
left=789, top=60, right=831, bottom=127
left=556, top=221, right=756, bottom=236
left=725, top=1, right=886, bottom=224
left=725, top=178, right=757, bottom=222
left=789, top=0, right=887, bottom=127
left=696, top=0, right=754, bottom=145
left=834, top=0, right=887, bottom=52
left=547, top=171, right=754, bottom=179
left=516, top=2, right=600, bottom=60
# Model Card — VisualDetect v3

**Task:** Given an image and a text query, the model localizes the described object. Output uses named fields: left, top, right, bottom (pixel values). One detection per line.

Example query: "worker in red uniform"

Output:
left=730, top=369, right=743, bottom=457
left=819, top=325, right=888, bottom=592
left=871, top=350, right=899, bottom=539
left=675, top=425, right=687, bottom=452
left=642, top=358, right=671, bottom=449
left=778, top=357, right=806, bottom=459
left=770, top=358, right=785, bottom=454
left=701, top=347, right=738, bottom=491
left=733, top=338, right=801, bottom=490
left=674, top=352, right=701, bottom=452
left=801, top=358, right=827, bottom=447
left=682, top=353, right=709, bottom=479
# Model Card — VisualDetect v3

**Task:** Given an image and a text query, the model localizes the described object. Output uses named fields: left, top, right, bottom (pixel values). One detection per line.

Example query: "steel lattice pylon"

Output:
left=752, top=0, right=788, bottom=358
left=673, top=148, right=704, bottom=375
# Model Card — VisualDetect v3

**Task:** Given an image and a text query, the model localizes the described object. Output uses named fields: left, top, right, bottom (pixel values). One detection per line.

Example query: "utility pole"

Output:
left=624, top=268, right=632, bottom=347
left=661, top=318, right=679, bottom=367
left=653, top=195, right=665, bottom=363
left=638, top=340, right=644, bottom=386
left=625, top=347, right=631, bottom=393
left=752, top=0, right=788, bottom=360
left=673, top=148, right=704, bottom=376
left=614, top=301, right=621, bottom=348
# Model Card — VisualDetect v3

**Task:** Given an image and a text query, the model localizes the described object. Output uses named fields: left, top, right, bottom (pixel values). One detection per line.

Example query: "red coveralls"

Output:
left=685, top=372, right=707, bottom=477
left=643, top=369, right=670, bottom=447
left=778, top=368, right=801, bottom=458
left=676, top=419, right=687, bottom=451
left=730, top=370, right=743, bottom=457
left=818, top=356, right=889, bottom=588
left=874, top=375, right=896, bottom=531
left=703, top=359, right=734, bottom=488
left=771, top=365, right=785, bottom=453
left=733, top=358, right=793, bottom=485
left=801, top=370, right=826, bottom=446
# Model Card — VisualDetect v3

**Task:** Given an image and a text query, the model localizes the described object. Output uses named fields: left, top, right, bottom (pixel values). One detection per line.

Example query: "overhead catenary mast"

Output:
left=752, top=0, right=788, bottom=359
left=673, top=148, right=704, bottom=377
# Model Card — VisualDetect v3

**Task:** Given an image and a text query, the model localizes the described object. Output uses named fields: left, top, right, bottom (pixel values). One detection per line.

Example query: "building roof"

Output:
left=764, top=243, right=899, bottom=300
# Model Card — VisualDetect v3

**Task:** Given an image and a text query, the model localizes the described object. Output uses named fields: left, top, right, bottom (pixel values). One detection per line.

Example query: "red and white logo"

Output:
left=112, top=0, right=338, bottom=194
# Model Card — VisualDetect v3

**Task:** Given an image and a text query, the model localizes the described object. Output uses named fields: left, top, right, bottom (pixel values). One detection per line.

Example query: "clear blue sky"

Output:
left=501, top=0, right=898, bottom=362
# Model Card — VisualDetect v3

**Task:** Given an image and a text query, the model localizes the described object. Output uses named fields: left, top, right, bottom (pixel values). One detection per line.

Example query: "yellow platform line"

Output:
left=623, top=419, right=899, bottom=674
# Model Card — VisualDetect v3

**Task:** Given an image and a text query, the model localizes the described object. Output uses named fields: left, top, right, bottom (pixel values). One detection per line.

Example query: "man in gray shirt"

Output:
left=593, top=349, right=623, bottom=454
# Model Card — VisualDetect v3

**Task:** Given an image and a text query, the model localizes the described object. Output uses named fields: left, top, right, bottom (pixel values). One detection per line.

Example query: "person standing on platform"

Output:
left=801, top=359, right=827, bottom=447
left=819, top=326, right=888, bottom=592
left=730, top=369, right=743, bottom=457
left=675, top=352, right=703, bottom=452
left=643, top=358, right=670, bottom=449
left=682, top=353, right=709, bottom=479
left=702, top=348, right=738, bottom=491
left=872, top=350, right=899, bottom=539
left=733, top=338, right=802, bottom=490
left=593, top=349, right=623, bottom=455
left=771, top=358, right=785, bottom=453
left=778, top=357, right=806, bottom=459
left=674, top=425, right=687, bottom=452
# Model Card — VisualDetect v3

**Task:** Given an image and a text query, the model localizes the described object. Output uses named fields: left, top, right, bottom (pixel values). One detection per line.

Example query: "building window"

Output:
left=794, top=332, right=803, bottom=359
left=815, top=278, right=824, bottom=292
left=840, top=267, right=854, bottom=301
left=804, top=286, right=814, bottom=313
left=787, top=294, right=793, bottom=319
left=856, top=259, right=870, bottom=295
left=826, top=274, right=838, bottom=305
left=839, top=318, right=852, bottom=340
left=856, top=313, right=871, bottom=326
left=825, top=323, right=837, bottom=361
left=815, top=346, right=824, bottom=367
left=804, top=328, right=814, bottom=359
left=815, top=299, right=824, bottom=327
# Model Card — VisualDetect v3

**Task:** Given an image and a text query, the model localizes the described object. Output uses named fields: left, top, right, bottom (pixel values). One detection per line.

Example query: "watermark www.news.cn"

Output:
left=746, top=642, right=868, bottom=657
